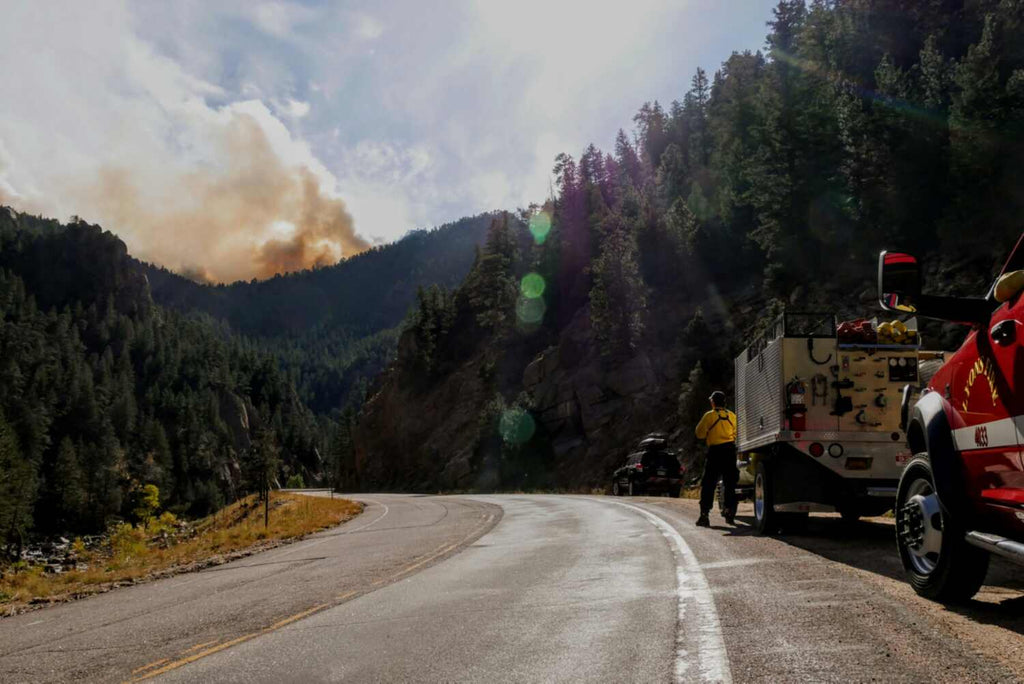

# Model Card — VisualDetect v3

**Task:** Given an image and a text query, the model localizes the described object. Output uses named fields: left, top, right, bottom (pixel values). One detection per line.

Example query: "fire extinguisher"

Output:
left=787, top=379, right=807, bottom=431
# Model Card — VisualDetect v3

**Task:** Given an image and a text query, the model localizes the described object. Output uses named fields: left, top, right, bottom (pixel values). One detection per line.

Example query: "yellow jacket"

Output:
left=695, top=409, right=737, bottom=446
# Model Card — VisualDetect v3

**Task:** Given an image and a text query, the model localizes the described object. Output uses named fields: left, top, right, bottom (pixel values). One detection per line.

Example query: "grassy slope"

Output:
left=0, top=493, right=362, bottom=615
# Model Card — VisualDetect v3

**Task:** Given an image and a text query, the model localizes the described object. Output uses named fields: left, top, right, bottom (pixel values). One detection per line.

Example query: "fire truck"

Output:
left=733, top=312, right=941, bottom=534
left=880, top=234, right=1024, bottom=601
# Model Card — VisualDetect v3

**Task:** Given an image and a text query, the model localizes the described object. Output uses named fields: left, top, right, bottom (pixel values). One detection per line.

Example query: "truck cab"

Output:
left=880, top=233, right=1024, bottom=601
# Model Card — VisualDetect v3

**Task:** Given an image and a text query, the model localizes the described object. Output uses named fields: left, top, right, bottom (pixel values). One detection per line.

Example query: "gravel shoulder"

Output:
left=640, top=497, right=1024, bottom=683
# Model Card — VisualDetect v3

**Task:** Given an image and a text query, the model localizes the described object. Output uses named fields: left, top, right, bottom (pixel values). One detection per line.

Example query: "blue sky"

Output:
left=0, top=1, right=778, bottom=281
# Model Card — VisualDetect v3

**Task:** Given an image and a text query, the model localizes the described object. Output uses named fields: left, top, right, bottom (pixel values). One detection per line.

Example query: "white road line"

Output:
left=344, top=498, right=390, bottom=534
left=604, top=500, right=732, bottom=684
left=180, top=498, right=392, bottom=581
left=269, top=498, right=391, bottom=560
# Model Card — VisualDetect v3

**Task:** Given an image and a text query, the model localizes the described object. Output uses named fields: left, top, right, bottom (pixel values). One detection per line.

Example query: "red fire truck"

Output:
left=879, top=233, right=1024, bottom=601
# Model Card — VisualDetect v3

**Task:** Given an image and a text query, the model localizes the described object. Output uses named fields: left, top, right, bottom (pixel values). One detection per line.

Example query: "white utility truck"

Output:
left=732, top=312, right=942, bottom=534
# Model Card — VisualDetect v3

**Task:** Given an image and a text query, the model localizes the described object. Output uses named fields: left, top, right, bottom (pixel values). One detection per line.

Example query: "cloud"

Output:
left=0, top=1, right=366, bottom=282
left=0, top=0, right=778, bottom=271
left=250, top=1, right=318, bottom=40
left=353, top=14, right=384, bottom=41
left=277, top=98, right=311, bottom=118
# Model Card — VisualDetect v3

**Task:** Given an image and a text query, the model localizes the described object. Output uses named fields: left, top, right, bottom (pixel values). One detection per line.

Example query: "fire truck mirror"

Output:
left=878, top=251, right=920, bottom=313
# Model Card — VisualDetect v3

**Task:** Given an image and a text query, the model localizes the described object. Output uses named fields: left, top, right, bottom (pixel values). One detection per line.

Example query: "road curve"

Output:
left=2, top=494, right=1022, bottom=683
left=0, top=494, right=499, bottom=683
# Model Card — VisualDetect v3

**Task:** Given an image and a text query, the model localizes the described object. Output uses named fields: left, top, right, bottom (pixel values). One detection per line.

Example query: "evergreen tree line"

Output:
left=379, top=0, right=1024, bottom=491
left=141, top=214, right=499, bottom=415
left=0, top=211, right=329, bottom=552
left=542, top=0, right=1024, bottom=381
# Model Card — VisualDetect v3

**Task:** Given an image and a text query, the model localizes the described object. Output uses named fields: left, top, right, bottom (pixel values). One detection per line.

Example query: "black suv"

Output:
left=611, top=435, right=684, bottom=497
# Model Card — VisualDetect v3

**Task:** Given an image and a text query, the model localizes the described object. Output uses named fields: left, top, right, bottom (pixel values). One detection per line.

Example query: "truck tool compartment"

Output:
left=735, top=312, right=938, bottom=534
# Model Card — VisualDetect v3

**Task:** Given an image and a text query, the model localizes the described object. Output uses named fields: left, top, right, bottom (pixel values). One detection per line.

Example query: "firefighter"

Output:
left=694, top=390, right=738, bottom=528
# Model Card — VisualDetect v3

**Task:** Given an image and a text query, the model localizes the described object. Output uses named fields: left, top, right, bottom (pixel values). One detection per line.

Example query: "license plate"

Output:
left=657, top=469, right=666, bottom=476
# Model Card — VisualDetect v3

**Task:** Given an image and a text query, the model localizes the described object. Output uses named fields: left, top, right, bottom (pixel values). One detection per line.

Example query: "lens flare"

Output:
left=520, top=272, right=546, bottom=299
left=499, top=408, right=535, bottom=445
left=516, top=295, right=546, bottom=325
left=529, top=211, right=552, bottom=244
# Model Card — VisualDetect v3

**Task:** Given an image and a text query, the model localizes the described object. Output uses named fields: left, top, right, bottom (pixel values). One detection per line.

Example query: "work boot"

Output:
left=723, top=509, right=735, bottom=526
left=696, top=513, right=710, bottom=528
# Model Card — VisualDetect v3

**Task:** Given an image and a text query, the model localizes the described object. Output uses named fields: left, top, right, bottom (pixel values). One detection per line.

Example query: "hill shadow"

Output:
left=731, top=512, right=1024, bottom=635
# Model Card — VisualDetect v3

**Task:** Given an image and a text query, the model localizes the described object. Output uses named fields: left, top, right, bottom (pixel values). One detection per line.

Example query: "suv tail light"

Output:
left=635, top=463, right=643, bottom=472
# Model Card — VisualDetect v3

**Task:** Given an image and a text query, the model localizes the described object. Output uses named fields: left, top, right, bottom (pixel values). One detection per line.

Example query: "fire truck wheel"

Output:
left=753, top=460, right=776, bottom=535
left=895, top=455, right=989, bottom=602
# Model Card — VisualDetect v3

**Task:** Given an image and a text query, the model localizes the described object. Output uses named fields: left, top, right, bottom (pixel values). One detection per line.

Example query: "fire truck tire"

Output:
left=895, top=455, right=989, bottom=602
left=753, top=460, right=777, bottom=535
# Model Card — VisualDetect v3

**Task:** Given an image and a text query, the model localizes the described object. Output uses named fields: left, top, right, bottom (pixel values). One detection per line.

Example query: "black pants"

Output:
left=700, top=442, right=738, bottom=515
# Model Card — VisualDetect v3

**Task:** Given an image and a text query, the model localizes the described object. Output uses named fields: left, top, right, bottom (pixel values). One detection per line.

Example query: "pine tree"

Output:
left=0, top=410, right=35, bottom=556
left=589, top=214, right=647, bottom=358
left=52, top=437, right=84, bottom=530
left=460, top=215, right=518, bottom=334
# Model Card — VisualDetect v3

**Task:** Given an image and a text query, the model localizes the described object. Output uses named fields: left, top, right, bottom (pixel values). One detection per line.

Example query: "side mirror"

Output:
left=877, top=249, right=994, bottom=325
left=878, top=251, right=921, bottom=313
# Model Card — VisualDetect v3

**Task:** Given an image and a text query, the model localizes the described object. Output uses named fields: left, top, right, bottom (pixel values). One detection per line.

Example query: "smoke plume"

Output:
left=75, top=112, right=368, bottom=283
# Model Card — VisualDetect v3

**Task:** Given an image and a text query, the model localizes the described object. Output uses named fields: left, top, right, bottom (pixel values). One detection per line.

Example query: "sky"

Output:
left=0, top=0, right=778, bottom=282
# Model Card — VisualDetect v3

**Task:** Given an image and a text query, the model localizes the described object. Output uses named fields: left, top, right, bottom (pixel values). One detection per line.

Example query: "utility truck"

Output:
left=733, top=312, right=942, bottom=534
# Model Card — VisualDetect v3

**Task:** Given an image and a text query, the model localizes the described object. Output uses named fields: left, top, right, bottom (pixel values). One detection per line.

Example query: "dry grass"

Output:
left=0, top=493, right=361, bottom=614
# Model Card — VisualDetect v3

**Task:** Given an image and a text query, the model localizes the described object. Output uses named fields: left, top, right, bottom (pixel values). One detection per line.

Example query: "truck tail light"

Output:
left=809, top=442, right=824, bottom=458
left=828, top=443, right=844, bottom=458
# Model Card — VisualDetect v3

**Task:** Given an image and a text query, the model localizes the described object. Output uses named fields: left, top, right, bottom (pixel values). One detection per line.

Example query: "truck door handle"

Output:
left=991, top=319, right=1018, bottom=346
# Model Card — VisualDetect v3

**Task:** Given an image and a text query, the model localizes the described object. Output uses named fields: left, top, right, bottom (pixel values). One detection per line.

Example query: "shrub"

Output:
left=146, top=511, right=178, bottom=536
left=108, top=523, right=146, bottom=564
left=132, top=484, right=161, bottom=523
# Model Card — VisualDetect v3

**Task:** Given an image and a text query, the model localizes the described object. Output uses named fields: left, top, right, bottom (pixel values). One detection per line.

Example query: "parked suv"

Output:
left=878, top=233, right=1024, bottom=601
left=611, top=435, right=684, bottom=497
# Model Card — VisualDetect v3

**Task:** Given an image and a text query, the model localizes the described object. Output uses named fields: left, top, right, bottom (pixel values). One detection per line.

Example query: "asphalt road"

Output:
left=1, top=494, right=1022, bottom=683
left=0, top=494, right=499, bottom=683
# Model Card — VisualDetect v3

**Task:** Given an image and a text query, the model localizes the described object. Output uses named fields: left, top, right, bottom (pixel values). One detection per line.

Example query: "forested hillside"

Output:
left=4, top=0, right=1023, bottom=542
left=354, top=0, right=1024, bottom=492
left=142, top=213, right=496, bottom=414
left=0, top=207, right=496, bottom=550
left=0, top=210, right=328, bottom=547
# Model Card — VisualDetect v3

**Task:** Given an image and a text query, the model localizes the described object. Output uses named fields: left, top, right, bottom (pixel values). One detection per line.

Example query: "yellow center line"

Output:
left=130, top=658, right=169, bottom=675
left=182, top=639, right=220, bottom=654
left=131, top=604, right=329, bottom=682
left=128, top=509, right=496, bottom=682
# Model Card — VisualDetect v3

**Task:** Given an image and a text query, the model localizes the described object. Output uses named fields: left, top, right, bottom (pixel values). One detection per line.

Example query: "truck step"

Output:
left=965, top=531, right=1024, bottom=566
